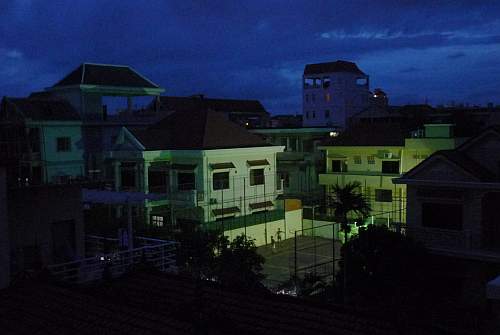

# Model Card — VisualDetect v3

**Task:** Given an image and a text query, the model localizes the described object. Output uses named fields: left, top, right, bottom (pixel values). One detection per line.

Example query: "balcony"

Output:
left=408, top=227, right=500, bottom=262
left=48, top=235, right=177, bottom=284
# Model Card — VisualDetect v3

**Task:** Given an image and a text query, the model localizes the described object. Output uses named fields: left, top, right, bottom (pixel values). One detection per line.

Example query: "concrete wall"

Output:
left=223, top=209, right=302, bottom=246
left=8, top=184, right=84, bottom=273
left=0, top=168, right=9, bottom=289
left=303, top=72, right=370, bottom=128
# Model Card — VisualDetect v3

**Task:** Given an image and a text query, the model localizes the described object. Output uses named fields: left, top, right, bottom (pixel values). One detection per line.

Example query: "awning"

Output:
left=212, top=206, right=240, bottom=216
left=249, top=201, right=274, bottom=210
left=210, top=162, right=235, bottom=170
left=82, top=189, right=163, bottom=205
left=171, top=163, right=197, bottom=170
left=247, top=159, right=270, bottom=167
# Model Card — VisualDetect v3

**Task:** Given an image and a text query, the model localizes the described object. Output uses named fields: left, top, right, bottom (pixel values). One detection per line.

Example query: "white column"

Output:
left=113, top=161, right=121, bottom=191
left=143, top=162, right=150, bottom=194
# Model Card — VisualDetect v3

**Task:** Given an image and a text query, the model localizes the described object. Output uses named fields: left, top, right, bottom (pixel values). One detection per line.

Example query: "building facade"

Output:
left=303, top=60, right=370, bottom=128
left=104, top=110, right=298, bottom=245
left=0, top=97, right=85, bottom=185
left=395, top=127, right=500, bottom=259
left=319, top=123, right=464, bottom=225
left=251, top=127, right=338, bottom=200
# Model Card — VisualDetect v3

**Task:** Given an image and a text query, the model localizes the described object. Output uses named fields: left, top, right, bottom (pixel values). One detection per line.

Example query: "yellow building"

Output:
left=318, top=123, right=465, bottom=226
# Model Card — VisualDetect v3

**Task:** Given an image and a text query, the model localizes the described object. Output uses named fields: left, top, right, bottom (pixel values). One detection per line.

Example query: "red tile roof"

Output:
left=157, top=96, right=268, bottom=115
left=2, top=97, right=80, bottom=121
left=130, top=109, right=271, bottom=150
left=0, top=271, right=410, bottom=335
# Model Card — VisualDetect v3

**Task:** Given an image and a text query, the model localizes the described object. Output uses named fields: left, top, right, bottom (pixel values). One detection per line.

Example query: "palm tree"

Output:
left=328, top=181, right=371, bottom=301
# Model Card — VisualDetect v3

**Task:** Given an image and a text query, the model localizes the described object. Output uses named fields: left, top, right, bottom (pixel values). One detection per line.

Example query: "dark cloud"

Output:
left=1, top=0, right=500, bottom=112
left=448, top=52, right=466, bottom=59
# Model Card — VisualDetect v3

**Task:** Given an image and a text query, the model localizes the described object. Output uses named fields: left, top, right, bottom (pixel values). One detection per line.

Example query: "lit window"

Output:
left=367, top=155, right=375, bottom=164
left=152, top=215, right=164, bottom=227
left=325, top=93, right=331, bottom=102
left=56, top=137, right=71, bottom=152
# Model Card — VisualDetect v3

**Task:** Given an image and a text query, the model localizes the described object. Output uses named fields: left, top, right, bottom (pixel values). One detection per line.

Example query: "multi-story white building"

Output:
left=107, top=109, right=302, bottom=245
left=302, top=60, right=370, bottom=128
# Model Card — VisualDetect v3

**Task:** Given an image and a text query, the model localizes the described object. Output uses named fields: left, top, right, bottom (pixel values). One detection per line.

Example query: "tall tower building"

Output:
left=302, top=60, right=370, bottom=128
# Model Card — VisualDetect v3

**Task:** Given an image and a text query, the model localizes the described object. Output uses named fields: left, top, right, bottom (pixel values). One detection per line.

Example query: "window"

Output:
left=56, top=137, right=71, bottom=152
left=306, top=111, right=309, bottom=119
left=304, top=78, right=314, bottom=88
left=325, top=110, right=330, bottom=118
left=178, top=172, right=195, bottom=190
left=311, top=94, right=315, bottom=102
left=305, top=94, right=309, bottom=103
left=422, top=203, right=462, bottom=230
left=325, top=93, right=331, bottom=102
left=367, top=155, right=375, bottom=164
left=250, top=169, right=265, bottom=186
left=375, top=189, right=392, bottom=202
left=331, top=160, right=347, bottom=172
left=279, top=171, right=290, bottom=188
left=381, top=161, right=400, bottom=174
left=213, top=172, right=230, bottom=190
left=354, top=155, right=362, bottom=164
left=312, top=111, right=316, bottom=118
left=152, top=215, right=164, bottom=227
left=323, top=77, right=331, bottom=88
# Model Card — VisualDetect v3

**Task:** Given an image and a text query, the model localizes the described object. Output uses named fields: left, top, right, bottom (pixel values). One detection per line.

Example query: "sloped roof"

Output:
left=2, top=97, right=80, bottom=121
left=0, top=271, right=408, bottom=335
left=304, top=60, right=366, bottom=76
left=53, top=63, right=160, bottom=88
left=157, top=96, right=268, bottom=115
left=129, top=109, right=270, bottom=150
left=435, top=150, right=495, bottom=182
left=322, top=123, right=406, bottom=146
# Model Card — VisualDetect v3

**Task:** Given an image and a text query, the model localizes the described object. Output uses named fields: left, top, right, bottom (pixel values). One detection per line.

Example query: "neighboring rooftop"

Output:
left=0, top=271, right=415, bottom=335
left=52, top=63, right=161, bottom=89
left=321, top=123, right=406, bottom=147
left=430, top=150, right=495, bottom=182
left=156, top=95, right=268, bottom=115
left=1, top=97, right=80, bottom=121
left=304, top=60, right=366, bottom=76
left=129, top=109, right=271, bottom=150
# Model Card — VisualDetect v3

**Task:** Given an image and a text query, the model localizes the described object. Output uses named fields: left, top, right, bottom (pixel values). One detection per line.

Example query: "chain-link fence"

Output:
left=290, top=223, right=340, bottom=283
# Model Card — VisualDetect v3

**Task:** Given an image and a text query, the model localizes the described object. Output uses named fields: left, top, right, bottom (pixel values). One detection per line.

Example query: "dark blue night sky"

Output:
left=1, top=1, right=500, bottom=114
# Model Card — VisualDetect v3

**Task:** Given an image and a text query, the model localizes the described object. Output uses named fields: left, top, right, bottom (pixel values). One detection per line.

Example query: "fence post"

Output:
left=294, top=230, right=298, bottom=285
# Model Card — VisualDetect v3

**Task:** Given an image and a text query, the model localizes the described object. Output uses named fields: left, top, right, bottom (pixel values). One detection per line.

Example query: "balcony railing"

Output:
left=408, top=227, right=472, bottom=250
left=48, top=236, right=177, bottom=284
